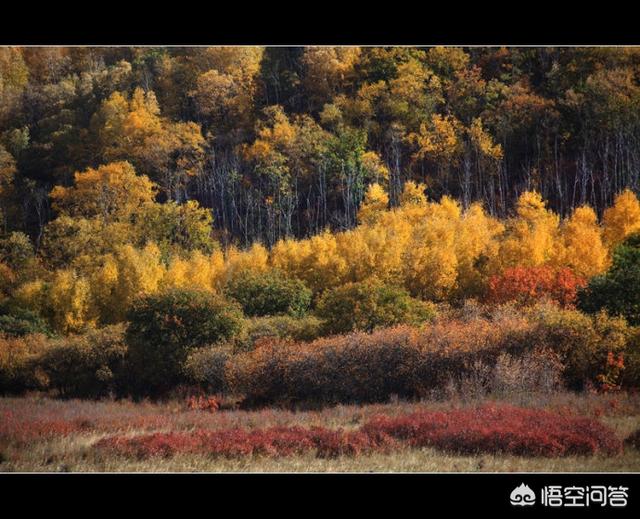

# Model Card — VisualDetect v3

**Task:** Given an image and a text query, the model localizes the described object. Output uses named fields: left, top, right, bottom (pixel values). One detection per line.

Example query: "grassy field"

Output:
left=1, top=392, right=640, bottom=472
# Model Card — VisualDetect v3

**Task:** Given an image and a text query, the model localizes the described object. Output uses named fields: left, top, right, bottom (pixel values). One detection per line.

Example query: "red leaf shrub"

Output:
left=361, top=404, right=622, bottom=457
left=487, top=266, right=586, bottom=308
left=94, top=425, right=395, bottom=459
left=94, top=405, right=621, bottom=459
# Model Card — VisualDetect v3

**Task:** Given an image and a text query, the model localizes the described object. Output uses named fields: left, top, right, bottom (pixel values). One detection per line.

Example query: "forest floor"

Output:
left=1, top=391, right=640, bottom=472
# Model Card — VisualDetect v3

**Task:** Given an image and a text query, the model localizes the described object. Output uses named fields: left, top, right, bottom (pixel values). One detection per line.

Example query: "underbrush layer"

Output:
left=93, top=404, right=622, bottom=459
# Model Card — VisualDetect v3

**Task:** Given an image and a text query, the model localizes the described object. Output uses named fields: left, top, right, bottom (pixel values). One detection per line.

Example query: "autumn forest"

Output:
left=2, top=46, right=640, bottom=472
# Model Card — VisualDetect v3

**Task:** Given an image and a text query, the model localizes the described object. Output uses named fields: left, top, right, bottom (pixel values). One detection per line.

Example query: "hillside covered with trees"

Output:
left=3, top=47, right=640, bottom=246
left=2, top=47, right=640, bottom=336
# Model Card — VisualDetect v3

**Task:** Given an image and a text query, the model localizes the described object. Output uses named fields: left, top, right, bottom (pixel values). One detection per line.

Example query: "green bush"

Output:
left=225, top=269, right=312, bottom=317
left=137, top=201, right=216, bottom=259
left=234, top=315, right=324, bottom=351
left=0, top=307, right=51, bottom=337
left=578, top=233, right=640, bottom=325
left=316, top=279, right=436, bottom=335
left=38, top=325, right=127, bottom=398
left=184, top=344, right=233, bottom=393
left=125, top=289, right=245, bottom=395
left=0, top=232, right=35, bottom=271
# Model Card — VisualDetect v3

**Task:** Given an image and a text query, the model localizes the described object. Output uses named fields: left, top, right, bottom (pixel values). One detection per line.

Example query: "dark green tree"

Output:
left=125, top=289, right=244, bottom=395
left=578, top=233, right=640, bottom=325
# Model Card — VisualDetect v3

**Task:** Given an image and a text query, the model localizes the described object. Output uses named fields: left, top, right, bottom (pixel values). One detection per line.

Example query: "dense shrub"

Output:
left=37, top=325, right=127, bottom=398
left=0, top=413, right=95, bottom=444
left=487, top=266, right=586, bottom=307
left=525, top=304, right=630, bottom=389
left=578, top=233, right=640, bottom=325
left=316, top=280, right=436, bottom=335
left=491, top=348, right=563, bottom=395
left=445, top=347, right=565, bottom=399
left=235, top=315, right=324, bottom=351
left=2, top=299, right=635, bottom=399
left=226, top=314, right=530, bottom=407
left=125, top=289, right=245, bottom=395
left=0, top=333, right=50, bottom=393
left=227, top=304, right=635, bottom=406
left=361, top=405, right=622, bottom=457
left=0, top=307, right=50, bottom=337
left=184, top=345, right=233, bottom=394
left=225, top=269, right=312, bottom=317
left=94, top=425, right=389, bottom=460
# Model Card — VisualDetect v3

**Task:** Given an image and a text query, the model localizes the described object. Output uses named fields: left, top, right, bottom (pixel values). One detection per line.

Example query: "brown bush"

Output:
left=227, top=304, right=635, bottom=407
left=491, top=348, right=564, bottom=395
left=37, top=325, right=128, bottom=398
left=226, top=313, right=532, bottom=407
left=0, top=333, right=51, bottom=393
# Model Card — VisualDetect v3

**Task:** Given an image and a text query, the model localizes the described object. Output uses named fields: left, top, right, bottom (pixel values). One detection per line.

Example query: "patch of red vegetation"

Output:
left=93, top=404, right=621, bottom=459
left=0, top=411, right=93, bottom=444
left=186, top=395, right=221, bottom=413
left=94, top=425, right=395, bottom=459
left=361, top=404, right=622, bottom=457
left=487, top=266, right=586, bottom=307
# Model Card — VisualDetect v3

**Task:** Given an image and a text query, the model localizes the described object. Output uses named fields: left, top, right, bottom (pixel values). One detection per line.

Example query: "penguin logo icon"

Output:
left=510, top=483, right=536, bottom=506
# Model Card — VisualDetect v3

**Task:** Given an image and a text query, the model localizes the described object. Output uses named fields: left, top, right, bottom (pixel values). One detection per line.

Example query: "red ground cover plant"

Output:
left=0, top=410, right=93, bottom=444
left=361, top=404, right=622, bottom=457
left=0, top=402, right=175, bottom=444
left=93, top=404, right=621, bottom=459
left=94, top=425, right=395, bottom=459
left=487, top=266, right=586, bottom=307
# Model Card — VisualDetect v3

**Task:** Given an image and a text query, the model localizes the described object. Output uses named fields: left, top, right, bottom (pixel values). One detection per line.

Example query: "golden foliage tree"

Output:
left=554, top=205, right=609, bottom=278
left=603, top=189, right=640, bottom=249
left=497, top=191, right=560, bottom=269
left=50, top=161, right=156, bottom=223
left=271, top=231, right=348, bottom=294
left=357, top=183, right=389, bottom=225
left=90, top=243, right=165, bottom=324
left=93, top=88, right=205, bottom=199
left=47, top=270, right=94, bottom=334
left=401, top=196, right=460, bottom=300
left=191, top=48, right=263, bottom=132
